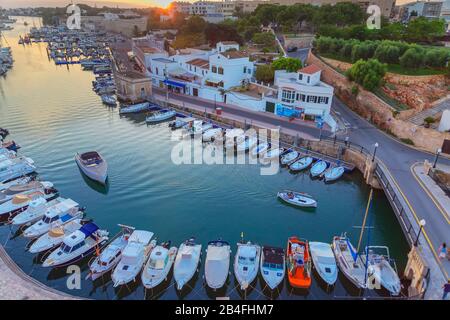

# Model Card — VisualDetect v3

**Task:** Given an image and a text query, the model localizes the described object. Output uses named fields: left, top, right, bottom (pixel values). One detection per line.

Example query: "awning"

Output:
left=205, top=77, right=222, bottom=84
left=164, top=79, right=186, bottom=89
left=304, top=108, right=325, bottom=116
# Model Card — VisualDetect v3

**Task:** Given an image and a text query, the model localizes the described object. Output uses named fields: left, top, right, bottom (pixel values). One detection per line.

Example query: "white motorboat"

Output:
left=361, top=246, right=401, bottom=296
left=324, top=166, right=345, bottom=182
left=204, top=239, right=231, bottom=290
left=280, top=150, right=299, bottom=165
left=0, top=149, right=16, bottom=162
left=0, top=187, right=59, bottom=220
left=101, top=94, right=117, bottom=106
left=11, top=196, right=74, bottom=226
left=234, top=241, right=261, bottom=290
left=23, top=200, right=82, bottom=238
left=75, top=151, right=108, bottom=185
left=0, top=176, right=33, bottom=192
left=202, top=128, right=223, bottom=142
left=28, top=219, right=83, bottom=253
left=310, top=160, right=328, bottom=177
left=0, top=181, right=53, bottom=204
left=236, top=136, right=258, bottom=153
left=331, top=235, right=367, bottom=289
left=260, top=246, right=285, bottom=290
left=250, top=142, right=269, bottom=157
left=141, top=242, right=178, bottom=289
left=111, top=230, right=155, bottom=287
left=277, top=190, right=317, bottom=208
left=87, top=225, right=134, bottom=281
left=42, top=223, right=109, bottom=267
left=262, top=148, right=284, bottom=161
left=309, top=241, right=338, bottom=286
left=174, top=237, right=202, bottom=290
left=289, top=156, right=313, bottom=172
left=223, top=128, right=244, bottom=148
left=0, top=157, right=36, bottom=183
left=145, top=109, right=176, bottom=123
left=201, top=122, right=213, bottom=133
left=119, top=102, right=150, bottom=114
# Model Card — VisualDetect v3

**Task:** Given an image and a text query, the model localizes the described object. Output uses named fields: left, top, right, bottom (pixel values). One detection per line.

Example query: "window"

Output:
left=155, top=67, right=159, bottom=75
left=296, top=93, right=299, bottom=101
left=243, top=66, right=247, bottom=74
left=218, top=67, right=224, bottom=75
left=299, top=73, right=303, bottom=81
left=300, top=94, right=306, bottom=102
left=282, top=89, right=296, bottom=103
left=307, top=76, right=310, bottom=83
left=307, top=95, right=318, bottom=103
left=212, top=66, right=217, bottom=73
left=318, top=96, right=329, bottom=104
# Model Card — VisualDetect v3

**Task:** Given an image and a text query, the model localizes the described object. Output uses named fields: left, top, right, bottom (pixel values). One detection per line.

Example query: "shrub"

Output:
left=400, top=138, right=414, bottom=145
left=255, top=64, right=275, bottom=83
left=272, top=57, right=302, bottom=72
left=399, top=46, right=425, bottom=68
left=346, top=59, right=387, bottom=91
left=424, top=116, right=436, bottom=124
left=351, top=85, right=359, bottom=96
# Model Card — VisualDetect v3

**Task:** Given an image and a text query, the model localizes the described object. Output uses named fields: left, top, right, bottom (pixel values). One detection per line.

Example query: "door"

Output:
left=193, top=88, right=198, bottom=97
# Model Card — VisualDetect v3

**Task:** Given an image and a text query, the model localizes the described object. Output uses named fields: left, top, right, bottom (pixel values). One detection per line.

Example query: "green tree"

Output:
left=255, top=64, right=275, bottom=83
left=423, top=49, right=449, bottom=68
left=399, top=47, right=425, bottom=68
left=346, top=59, right=387, bottom=91
left=252, top=32, right=275, bottom=48
left=272, top=57, right=302, bottom=72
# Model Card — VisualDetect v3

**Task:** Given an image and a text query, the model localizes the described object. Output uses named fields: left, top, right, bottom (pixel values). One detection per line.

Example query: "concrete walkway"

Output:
left=0, top=245, right=79, bottom=300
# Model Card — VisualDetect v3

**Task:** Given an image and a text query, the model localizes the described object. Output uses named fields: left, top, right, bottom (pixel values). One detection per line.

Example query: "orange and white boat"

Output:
left=286, top=236, right=312, bottom=289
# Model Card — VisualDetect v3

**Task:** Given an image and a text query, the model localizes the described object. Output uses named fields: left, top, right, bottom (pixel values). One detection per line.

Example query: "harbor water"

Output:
left=0, top=17, right=409, bottom=300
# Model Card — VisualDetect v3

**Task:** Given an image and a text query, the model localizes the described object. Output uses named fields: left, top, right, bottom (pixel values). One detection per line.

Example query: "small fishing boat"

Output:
left=0, top=176, right=33, bottom=192
left=101, top=94, right=117, bottom=106
left=75, top=151, right=108, bottom=184
left=42, top=223, right=109, bottom=267
left=202, top=128, right=223, bottom=142
left=111, top=230, right=156, bottom=287
left=310, top=160, right=327, bottom=177
left=289, top=156, right=313, bottom=172
left=234, top=241, right=261, bottom=290
left=309, top=241, right=338, bottom=286
left=28, top=219, right=83, bottom=254
left=286, top=236, right=312, bottom=289
left=23, top=200, right=82, bottom=238
left=204, top=239, right=231, bottom=290
left=0, top=157, right=36, bottom=183
left=361, top=246, right=401, bottom=296
left=145, top=109, right=176, bottom=123
left=251, top=142, right=269, bottom=157
left=201, top=122, right=213, bottom=133
left=11, top=197, right=76, bottom=227
left=119, top=102, right=150, bottom=114
left=141, top=241, right=178, bottom=289
left=87, top=225, right=134, bottom=281
left=169, top=117, right=194, bottom=131
left=174, top=237, right=202, bottom=290
left=236, top=136, right=258, bottom=153
left=260, top=246, right=285, bottom=290
left=263, top=148, right=284, bottom=161
left=331, top=235, right=367, bottom=289
left=1, top=140, right=21, bottom=152
left=223, top=128, right=244, bottom=148
left=280, top=150, right=299, bottom=165
left=277, top=190, right=317, bottom=208
left=0, top=181, right=53, bottom=205
left=324, top=166, right=345, bottom=182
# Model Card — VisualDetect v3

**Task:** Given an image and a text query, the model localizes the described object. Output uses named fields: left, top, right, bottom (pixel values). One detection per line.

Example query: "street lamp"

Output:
left=414, top=219, right=426, bottom=247
left=372, top=142, right=379, bottom=162
left=345, top=136, right=349, bottom=146
left=433, top=148, right=442, bottom=169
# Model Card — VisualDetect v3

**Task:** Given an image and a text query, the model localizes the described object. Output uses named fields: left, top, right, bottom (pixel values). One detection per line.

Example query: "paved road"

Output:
left=332, top=97, right=450, bottom=280
left=275, top=32, right=310, bottom=64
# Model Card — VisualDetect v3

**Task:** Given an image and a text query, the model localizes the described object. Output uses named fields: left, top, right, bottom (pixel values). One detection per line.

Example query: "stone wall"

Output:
left=307, top=52, right=450, bottom=153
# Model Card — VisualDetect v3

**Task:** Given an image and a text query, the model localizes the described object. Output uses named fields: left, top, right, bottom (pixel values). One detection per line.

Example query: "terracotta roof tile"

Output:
left=298, top=64, right=321, bottom=75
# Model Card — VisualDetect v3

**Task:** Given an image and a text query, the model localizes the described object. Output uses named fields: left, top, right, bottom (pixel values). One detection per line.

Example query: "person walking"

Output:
left=443, top=280, right=450, bottom=300
left=438, top=242, right=447, bottom=260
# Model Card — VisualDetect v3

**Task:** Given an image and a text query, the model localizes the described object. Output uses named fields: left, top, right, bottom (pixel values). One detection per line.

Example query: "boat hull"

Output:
left=75, top=153, right=108, bottom=185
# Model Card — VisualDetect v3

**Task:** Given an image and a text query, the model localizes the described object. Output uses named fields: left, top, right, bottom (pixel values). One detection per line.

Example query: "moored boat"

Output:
left=0, top=181, right=53, bottom=205
left=174, top=237, right=202, bottom=290
left=309, top=241, right=338, bottom=286
left=234, top=241, right=261, bottom=290
left=289, top=156, right=313, bottom=172
left=145, top=109, right=176, bottom=123
left=310, top=160, right=327, bottom=177
left=236, top=136, right=258, bottom=153
left=204, top=239, right=231, bottom=290
left=280, top=150, right=299, bottom=165
left=0, top=176, right=33, bottom=192
left=260, top=245, right=285, bottom=290
left=75, top=151, right=108, bottom=185
left=141, top=241, right=178, bottom=289
left=119, top=102, right=150, bottom=114
left=251, top=142, right=269, bottom=157
left=262, top=148, right=284, bottom=161
left=202, top=128, right=223, bottom=142
left=0, top=156, right=36, bottom=183
left=277, top=190, right=317, bottom=208
left=286, top=236, right=312, bottom=289
left=324, top=166, right=345, bottom=182
left=101, top=94, right=117, bottom=106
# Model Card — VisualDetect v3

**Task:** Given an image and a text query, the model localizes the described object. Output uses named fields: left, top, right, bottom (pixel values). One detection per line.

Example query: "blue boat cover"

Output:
left=80, top=222, right=99, bottom=237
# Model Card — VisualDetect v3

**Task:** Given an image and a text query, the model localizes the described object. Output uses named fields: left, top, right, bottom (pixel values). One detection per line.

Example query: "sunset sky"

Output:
left=1, top=0, right=415, bottom=10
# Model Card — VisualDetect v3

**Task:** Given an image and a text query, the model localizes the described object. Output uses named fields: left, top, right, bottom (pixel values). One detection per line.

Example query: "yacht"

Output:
left=0, top=157, right=36, bottom=183
left=0, top=181, right=53, bottom=205
left=0, top=176, right=33, bottom=192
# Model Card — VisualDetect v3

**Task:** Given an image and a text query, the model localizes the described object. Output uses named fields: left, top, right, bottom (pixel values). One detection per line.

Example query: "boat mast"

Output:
left=356, top=188, right=373, bottom=253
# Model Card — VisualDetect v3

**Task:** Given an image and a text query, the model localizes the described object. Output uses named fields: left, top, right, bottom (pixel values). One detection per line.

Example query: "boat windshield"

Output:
left=238, top=256, right=255, bottom=265
left=43, top=215, right=58, bottom=224
left=150, top=257, right=167, bottom=270
left=263, top=262, right=282, bottom=270
left=61, top=243, right=72, bottom=253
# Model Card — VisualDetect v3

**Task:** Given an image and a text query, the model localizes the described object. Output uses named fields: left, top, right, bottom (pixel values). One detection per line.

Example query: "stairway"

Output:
left=408, top=97, right=450, bottom=126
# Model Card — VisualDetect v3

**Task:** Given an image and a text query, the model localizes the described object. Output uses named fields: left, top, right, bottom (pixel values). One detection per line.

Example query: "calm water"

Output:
left=0, top=17, right=409, bottom=300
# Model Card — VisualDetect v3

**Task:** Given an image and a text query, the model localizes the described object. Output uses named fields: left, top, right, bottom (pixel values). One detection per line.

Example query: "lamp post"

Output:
left=372, top=142, right=379, bottom=162
left=414, top=219, right=426, bottom=247
left=345, top=136, right=349, bottom=146
left=433, top=148, right=442, bottom=169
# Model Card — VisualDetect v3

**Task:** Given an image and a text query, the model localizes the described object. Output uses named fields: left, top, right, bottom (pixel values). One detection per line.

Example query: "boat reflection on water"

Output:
left=78, top=167, right=110, bottom=195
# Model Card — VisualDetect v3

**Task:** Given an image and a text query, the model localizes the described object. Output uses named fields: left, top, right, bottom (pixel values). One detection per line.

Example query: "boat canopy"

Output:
left=129, top=230, right=154, bottom=245
left=12, top=194, right=31, bottom=204
left=80, top=222, right=99, bottom=237
left=263, top=246, right=284, bottom=264
left=239, top=246, right=257, bottom=258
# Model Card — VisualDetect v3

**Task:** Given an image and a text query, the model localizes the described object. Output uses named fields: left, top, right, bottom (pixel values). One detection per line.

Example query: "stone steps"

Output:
left=408, top=98, right=450, bottom=125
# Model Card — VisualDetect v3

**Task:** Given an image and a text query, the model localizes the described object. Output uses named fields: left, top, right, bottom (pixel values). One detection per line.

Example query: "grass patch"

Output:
left=374, top=88, right=410, bottom=111
left=400, top=138, right=414, bottom=145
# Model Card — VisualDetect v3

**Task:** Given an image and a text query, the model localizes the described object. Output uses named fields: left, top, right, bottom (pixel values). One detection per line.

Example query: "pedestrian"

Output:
left=438, top=242, right=447, bottom=260
left=443, top=280, right=450, bottom=300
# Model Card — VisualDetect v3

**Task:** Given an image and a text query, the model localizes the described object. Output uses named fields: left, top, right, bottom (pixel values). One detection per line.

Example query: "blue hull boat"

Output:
left=310, top=160, right=327, bottom=177
left=324, top=166, right=345, bottom=182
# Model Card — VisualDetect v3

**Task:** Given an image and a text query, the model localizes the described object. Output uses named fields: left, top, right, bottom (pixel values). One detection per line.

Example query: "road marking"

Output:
left=410, top=162, right=450, bottom=225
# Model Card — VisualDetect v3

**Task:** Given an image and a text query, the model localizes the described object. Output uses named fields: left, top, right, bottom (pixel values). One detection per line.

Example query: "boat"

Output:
left=310, top=160, right=327, bottom=177
left=87, top=225, right=134, bottom=281
left=141, top=241, right=178, bottom=289
left=42, top=222, right=109, bottom=267
left=331, top=235, right=367, bottom=289
left=101, top=95, right=117, bottom=106
left=250, top=142, right=269, bottom=157
left=145, top=109, right=176, bottom=123
left=262, top=148, right=284, bottom=161
left=277, top=190, right=317, bottom=208
left=173, top=237, right=202, bottom=290
left=0, top=128, right=8, bottom=138
left=1, top=140, right=21, bottom=152
left=204, top=239, right=231, bottom=290
left=202, top=128, right=223, bottom=142
left=236, top=136, right=258, bottom=153
left=75, top=151, right=108, bottom=184
left=223, top=128, right=244, bottom=146
left=289, top=156, right=313, bottom=172
left=0, top=176, right=33, bottom=192
left=111, top=230, right=156, bottom=287
left=28, top=219, right=83, bottom=254
left=0, top=157, right=36, bottom=183
left=309, top=241, right=338, bottom=286
left=280, top=150, right=299, bottom=165
left=260, top=246, right=285, bottom=290
left=0, top=187, right=59, bottom=220
left=324, top=166, right=345, bottom=182
left=201, top=122, right=214, bottom=133
left=286, top=236, right=312, bottom=289
left=11, top=197, right=76, bottom=227
left=0, top=181, right=53, bottom=204
left=234, top=241, right=261, bottom=290
left=22, top=200, right=82, bottom=238
left=169, top=117, right=194, bottom=131
left=360, top=246, right=401, bottom=296
left=119, top=102, right=150, bottom=114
